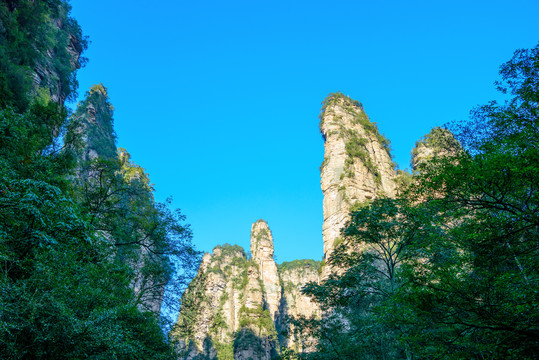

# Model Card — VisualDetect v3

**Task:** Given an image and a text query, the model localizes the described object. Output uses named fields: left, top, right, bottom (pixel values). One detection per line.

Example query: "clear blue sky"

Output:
left=69, top=0, right=538, bottom=263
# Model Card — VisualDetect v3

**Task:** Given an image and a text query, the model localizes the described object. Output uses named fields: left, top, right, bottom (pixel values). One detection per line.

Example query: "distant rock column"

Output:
left=411, top=127, right=461, bottom=173
left=319, top=94, right=397, bottom=263
left=250, top=220, right=282, bottom=322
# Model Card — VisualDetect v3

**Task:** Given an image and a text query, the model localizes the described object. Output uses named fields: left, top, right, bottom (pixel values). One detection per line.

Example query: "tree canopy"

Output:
left=292, top=42, right=539, bottom=360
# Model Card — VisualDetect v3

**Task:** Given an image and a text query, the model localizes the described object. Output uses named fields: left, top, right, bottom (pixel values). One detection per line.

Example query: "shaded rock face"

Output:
left=67, top=85, right=166, bottom=315
left=319, top=93, right=397, bottom=262
left=69, top=84, right=117, bottom=163
left=278, top=261, right=321, bottom=352
left=0, top=1, right=86, bottom=111
left=32, top=29, right=83, bottom=105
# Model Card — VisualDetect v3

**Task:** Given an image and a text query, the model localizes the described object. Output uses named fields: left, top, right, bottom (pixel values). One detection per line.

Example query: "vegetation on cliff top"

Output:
left=278, top=259, right=322, bottom=273
left=70, top=83, right=118, bottom=159
left=410, top=126, right=461, bottom=171
left=319, top=91, right=394, bottom=183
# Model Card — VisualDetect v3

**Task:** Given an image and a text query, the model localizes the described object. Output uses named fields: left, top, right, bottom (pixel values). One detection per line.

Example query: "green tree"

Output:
left=0, top=2, right=200, bottom=356
left=298, top=42, right=539, bottom=360
left=394, top=43, right=539, bottom=359
left=297, top=199, right=433, bottom=360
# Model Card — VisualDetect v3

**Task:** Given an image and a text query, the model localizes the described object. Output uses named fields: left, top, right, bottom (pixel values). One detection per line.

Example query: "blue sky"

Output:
left=69, top=0, right=538, bottom=263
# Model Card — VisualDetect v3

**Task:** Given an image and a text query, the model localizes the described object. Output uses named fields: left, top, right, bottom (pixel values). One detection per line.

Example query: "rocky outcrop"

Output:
left=319, top=92, right=397, bottom=262
left=67, top=84, right=168, bottom=315
left=173, top=221, right=323, bottom=359
left=173, top=243, right=277, bottom=360
left=69, top=84, right=117, bottom=162
left=0, top=1, right=86, bottom=111
left=251, top=220, right=281, bottom=322
left=411, top=127, right=461, bottom=172
left=32, top=12, right=85, bottom=105
left=174, top=93, right=461, bottom=359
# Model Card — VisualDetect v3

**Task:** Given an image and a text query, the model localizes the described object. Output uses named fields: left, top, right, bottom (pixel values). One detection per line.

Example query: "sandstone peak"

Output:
left=319, top=92, right=397, bottom=262
left=250, top=219, right=274, bottom=261
left=249, top=220, right=281, bottom=323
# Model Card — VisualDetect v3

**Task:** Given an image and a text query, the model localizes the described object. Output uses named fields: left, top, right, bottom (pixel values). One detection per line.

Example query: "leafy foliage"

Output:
left=278, top=259, right=322, bottom=273
left=297, top=43, right=539, bottom=360
left=0, top=3, right=200, bottom=358
left=0, top=0, right=87, bottom=110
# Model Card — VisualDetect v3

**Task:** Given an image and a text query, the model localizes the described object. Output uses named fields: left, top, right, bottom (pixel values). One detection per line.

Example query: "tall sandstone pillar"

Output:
left=319, top=93, right=397, bottom=262
left=250, top=220, right=282, bottom=322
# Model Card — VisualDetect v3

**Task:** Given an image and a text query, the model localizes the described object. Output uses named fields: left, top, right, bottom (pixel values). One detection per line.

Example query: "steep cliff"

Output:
left=0, top=0, right=86, bottom=110
left=277, top=260, right=321, bottom=352
left=319, top=92, right=397, bottom=262
left=67, top=84, right=170, bottom=314
left=251, top=220, right=281, bottom=322
left=174, top=93, right=465, bottom=359
left=69, top=84, right=117, bottom=162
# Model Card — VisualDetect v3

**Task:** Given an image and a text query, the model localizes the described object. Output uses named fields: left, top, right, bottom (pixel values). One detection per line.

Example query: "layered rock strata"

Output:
left=319, top=92, right=397, bottom=261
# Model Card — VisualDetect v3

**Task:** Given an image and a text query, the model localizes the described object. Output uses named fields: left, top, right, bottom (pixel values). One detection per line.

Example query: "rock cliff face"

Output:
left=173, top=221, right=321, bottom=359
left=319, top=93, right=397, bottom=261
left=251, top=220, right=281, bottom=322
left=277, top=260, right=321, bottom=352
left=173, top=243, right=277, bottom=360
left=0, top=1, right=86, bottom=111
left=67, top=84, right=167, bottom=314
left=31, top=11, right=85, bottom=105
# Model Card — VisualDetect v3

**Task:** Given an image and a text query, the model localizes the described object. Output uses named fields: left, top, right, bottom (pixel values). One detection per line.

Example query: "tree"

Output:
left=394, top=42, right=539, bottom=359
left=296, top=198, right=435, bottom=360
left=299, top=42, right=539, bottom=360
left=0, top=2, right=200, bottom=356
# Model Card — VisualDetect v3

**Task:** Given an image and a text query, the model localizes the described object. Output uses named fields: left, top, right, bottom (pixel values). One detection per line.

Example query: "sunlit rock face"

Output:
left=319, top=93, right=397, bottom=265
left=250, top=220, right=281, bottom=322
left=173, top=223, right=279, bottom=360
left=173, top=220, right=325, bottom=359
left=174, top=93, right=414, bottom=358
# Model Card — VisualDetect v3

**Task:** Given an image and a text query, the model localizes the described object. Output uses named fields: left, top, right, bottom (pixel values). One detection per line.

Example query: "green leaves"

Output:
left=297, top=43, right=539, bottom=360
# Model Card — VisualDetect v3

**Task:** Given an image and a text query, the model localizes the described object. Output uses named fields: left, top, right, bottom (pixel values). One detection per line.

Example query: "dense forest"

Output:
left=0, top=1, right=199, bottom=358
left=0, top=0, right=537, bottom=359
